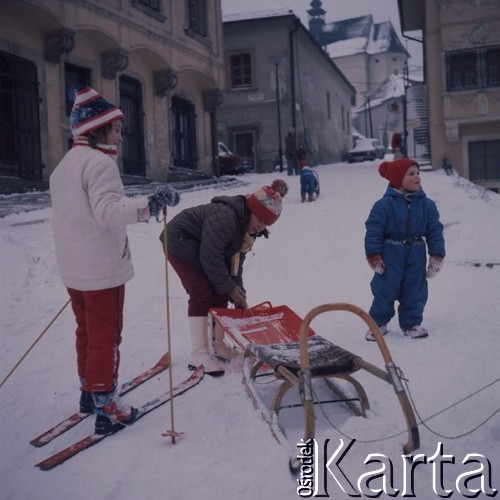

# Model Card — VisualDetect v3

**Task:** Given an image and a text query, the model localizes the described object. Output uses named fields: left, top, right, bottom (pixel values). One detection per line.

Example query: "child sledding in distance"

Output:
left=364, top=158, right=445, bottom=341
left=300, top=166, right=318, bottom=202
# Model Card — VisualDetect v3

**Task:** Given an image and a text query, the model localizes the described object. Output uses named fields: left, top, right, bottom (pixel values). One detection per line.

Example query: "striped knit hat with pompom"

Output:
left=246, top=179, right=288, bottom=226
left=70, top=86, right=124, bottom=137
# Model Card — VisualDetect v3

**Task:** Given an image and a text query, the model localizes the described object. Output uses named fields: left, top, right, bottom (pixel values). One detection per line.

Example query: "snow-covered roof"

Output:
left=223, top=8, right=294, bottom=23
left=320, top=15, right=408, bottom=58
left=326, top=37, right=367, bottom=58
left=326, top=15, right=372, bottom=40
left=353, top=73, right=406, bottom=113
left=368, top=21, right=408, bottom=55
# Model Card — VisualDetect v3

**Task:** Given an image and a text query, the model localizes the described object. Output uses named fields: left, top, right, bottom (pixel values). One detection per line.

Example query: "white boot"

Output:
left=211, top=323, right=238, bottom=361
left=188, top=316, right=225, bottom=376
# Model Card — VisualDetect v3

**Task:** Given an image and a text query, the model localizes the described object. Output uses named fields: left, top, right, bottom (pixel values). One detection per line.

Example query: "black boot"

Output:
left=79, top=390, right=95, bottom=414
left=95, top=414, right=121, bottom=435
left=93, top=392, right=138, bottom=434
left=94, top=408, right=139, bottom=435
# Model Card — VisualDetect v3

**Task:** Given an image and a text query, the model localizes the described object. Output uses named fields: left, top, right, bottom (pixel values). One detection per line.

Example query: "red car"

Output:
left=218, top=142, right=254, bottom=175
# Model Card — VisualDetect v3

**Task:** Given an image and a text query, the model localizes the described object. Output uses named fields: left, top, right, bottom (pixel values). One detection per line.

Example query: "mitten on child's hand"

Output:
left=366, top=254, right=385, bottom=274
left=148, top=184, right=180, bottom=217
left=426, top=256, right=444, bottom=278
left=229, top=286, right=248, bottom=310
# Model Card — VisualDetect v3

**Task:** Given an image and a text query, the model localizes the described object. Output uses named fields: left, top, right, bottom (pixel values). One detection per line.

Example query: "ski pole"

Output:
left=160, top=207, right=183, bottom=443
left=0, top=299, right=71, bottom=390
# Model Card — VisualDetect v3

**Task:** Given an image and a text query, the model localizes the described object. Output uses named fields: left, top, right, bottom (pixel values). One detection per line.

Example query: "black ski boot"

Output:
left=79, top=390, right=95, bottom=414
left=93, top=393, right=138, bottom=434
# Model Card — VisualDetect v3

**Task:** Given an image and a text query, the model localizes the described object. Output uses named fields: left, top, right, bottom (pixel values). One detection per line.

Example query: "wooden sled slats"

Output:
left=246, top=335, right=359, bottom=376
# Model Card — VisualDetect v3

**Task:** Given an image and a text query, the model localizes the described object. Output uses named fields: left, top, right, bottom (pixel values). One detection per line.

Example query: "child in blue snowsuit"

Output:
left=300, top=166, right=317, bottom=202
left=364, top=158, right=445, bottom=341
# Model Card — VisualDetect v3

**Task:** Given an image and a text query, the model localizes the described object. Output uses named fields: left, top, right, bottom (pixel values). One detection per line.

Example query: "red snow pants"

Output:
left=167, top=253, right=229, bottom=316
left=67, top=285, right=125, bottom=393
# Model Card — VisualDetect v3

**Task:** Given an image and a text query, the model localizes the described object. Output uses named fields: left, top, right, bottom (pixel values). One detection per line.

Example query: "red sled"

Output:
left=209, top=301, right=419, bottom=473
left=209, top=301, right=315, bottom=349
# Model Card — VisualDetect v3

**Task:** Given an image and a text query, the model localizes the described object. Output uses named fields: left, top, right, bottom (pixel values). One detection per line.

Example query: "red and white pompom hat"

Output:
left=70, top=86, right=124, bottom=137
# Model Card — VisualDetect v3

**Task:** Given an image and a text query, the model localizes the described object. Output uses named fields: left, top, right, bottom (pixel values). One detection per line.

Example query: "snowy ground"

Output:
left=1, top=160, right=499, bottom=499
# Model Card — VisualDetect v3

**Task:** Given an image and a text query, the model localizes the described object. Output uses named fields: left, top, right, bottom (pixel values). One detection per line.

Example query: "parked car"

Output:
left=347, top=138, right=385, bottom=163
left=218, top=142, right=254, bottom=175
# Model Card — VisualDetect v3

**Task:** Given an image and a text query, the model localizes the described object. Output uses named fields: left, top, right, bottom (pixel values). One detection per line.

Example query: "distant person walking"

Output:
left=285, top=128, right=299, bottom=175
left=391, top=132, right=404, bottom=159
left=297, top=143, right=307, bottom=170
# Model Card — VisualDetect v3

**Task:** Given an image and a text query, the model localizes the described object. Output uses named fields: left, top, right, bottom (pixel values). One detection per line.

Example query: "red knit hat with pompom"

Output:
left=379, top=158, right=419, bottom=189
left=246, top=179, right=288, bottom=225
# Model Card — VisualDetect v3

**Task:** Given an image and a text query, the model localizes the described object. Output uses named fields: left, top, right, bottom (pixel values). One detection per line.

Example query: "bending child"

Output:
left=160, top=179, right=288, bottom=375
left=300, top=166, right=317, bottom=202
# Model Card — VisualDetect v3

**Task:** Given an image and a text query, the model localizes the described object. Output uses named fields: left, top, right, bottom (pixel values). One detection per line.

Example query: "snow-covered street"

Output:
left=1, top=161, right=499, bottom=499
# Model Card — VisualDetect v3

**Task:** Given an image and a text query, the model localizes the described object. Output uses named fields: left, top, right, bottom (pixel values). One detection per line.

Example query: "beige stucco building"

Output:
left=0, top=0, right=225, bottom=187
left=399, top=0, right=500, bottom=191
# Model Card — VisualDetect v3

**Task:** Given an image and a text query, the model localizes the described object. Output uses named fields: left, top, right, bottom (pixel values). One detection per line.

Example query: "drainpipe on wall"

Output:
left=403, top=62, right=409, bottom=157
left=288, top=17, right=300, bottom=131
left=203, top=89, right=223, bottom=177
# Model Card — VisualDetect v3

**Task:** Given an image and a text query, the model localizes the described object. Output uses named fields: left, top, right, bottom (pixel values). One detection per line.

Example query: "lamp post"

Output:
left=269, top=55, right=284, bottom=172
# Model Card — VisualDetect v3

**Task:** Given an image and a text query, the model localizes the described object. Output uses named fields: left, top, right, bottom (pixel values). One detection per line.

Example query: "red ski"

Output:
left=35, top=366, right=204, bottom=471
left=30, top=352, right=170, bottom=448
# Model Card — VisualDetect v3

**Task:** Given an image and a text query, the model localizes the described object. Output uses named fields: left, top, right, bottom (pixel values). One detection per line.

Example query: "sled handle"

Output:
left=249, top=301, right=273, bottom=311
left=297, top=303, right=419, bottom=454
left=298, top=303, right=393, bottom=369
left=297, top=303, right=391, bottom=441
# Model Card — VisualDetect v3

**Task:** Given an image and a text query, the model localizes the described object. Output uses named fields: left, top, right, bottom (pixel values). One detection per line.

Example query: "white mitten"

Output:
left=427, top=256, right=444, bottom=278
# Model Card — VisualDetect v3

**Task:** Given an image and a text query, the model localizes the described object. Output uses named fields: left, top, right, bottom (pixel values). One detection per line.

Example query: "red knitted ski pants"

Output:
left=67, top=285, right=124, bottom=392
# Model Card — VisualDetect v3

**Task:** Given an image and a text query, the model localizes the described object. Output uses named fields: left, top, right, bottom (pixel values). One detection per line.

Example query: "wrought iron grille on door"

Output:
left=119, top=75, right=145, bottom=176
left=469, top=140, right=500, bottom=183
left=171, top=96, right=198, bottom=169
left=0, top=51, right=42, bottom=179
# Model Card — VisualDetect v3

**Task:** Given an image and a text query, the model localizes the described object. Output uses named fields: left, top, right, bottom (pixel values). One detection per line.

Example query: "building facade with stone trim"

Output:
left=399, top=0, right=500, bottom=191
left=0, top=0, right=225, bottom=185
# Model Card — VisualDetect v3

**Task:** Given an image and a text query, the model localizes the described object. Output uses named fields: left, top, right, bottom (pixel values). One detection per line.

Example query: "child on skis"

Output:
left=364, top=158, right=445, bottom=341
left=50, top=86, right=179, bottom=434
left=300, top=165, right=318, bottom=202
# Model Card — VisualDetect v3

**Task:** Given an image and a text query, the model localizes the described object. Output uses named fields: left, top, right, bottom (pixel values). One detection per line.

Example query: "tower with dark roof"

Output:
left=307, top=0, right=326, bottom=44
left=307, top=3, right=410, bottom=145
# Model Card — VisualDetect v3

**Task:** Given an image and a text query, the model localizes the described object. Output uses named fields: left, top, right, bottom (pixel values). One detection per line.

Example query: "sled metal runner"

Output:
left=209, top=302, right=419, bottom=466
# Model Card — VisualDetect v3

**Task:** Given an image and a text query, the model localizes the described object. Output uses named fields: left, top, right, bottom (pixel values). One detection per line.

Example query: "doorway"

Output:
left=232, top=130, right=256, bottom=171
left=119, top=75, right=145, bottom=176
left=0, top=51, right=42, bottom=179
